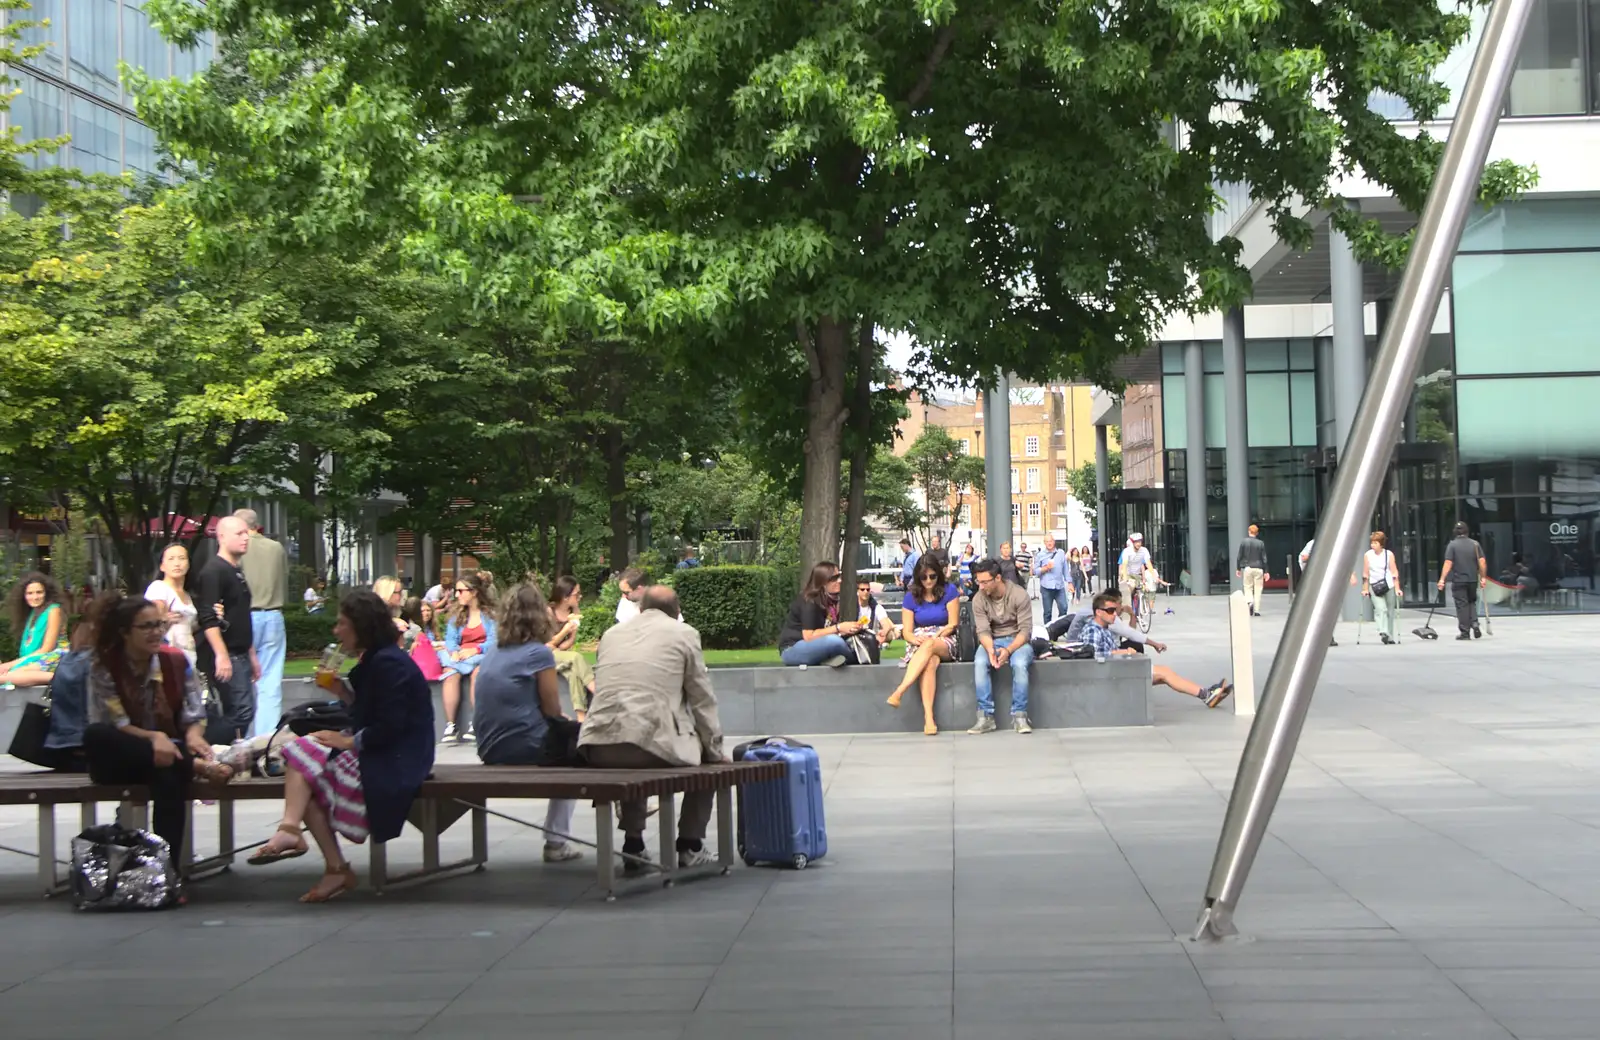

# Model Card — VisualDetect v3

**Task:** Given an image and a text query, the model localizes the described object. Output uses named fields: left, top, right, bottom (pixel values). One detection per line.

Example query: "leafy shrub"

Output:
left=576, top=578, right=623, bottom=647
left=284, top=609, right=338, bottom=654
left=675, top=565, right=795, bottom=649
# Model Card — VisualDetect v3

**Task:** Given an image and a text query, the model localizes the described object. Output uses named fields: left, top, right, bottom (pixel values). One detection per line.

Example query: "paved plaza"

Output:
left=4, top=594, right=1600, bottom=1038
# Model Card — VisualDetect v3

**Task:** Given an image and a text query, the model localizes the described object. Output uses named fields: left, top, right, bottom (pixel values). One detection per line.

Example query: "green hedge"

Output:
left=0, top=607, right=339, bottom=659
left=674, top=565, right=796, bottom=649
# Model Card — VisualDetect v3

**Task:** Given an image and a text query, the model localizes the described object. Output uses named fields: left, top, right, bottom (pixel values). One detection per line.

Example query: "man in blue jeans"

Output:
left=968, top=559, right=1035, bottom=734
left=1034, top=534, right=1070, bottom=625
left=235, top=508, right=289, bottom=738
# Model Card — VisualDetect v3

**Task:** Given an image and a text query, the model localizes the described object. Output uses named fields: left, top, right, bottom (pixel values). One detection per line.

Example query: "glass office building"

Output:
left=1, top=0, right=212, bottom=199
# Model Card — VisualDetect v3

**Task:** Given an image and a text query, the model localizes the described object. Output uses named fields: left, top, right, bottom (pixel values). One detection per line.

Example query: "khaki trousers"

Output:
left=1242, top=567, right=1265, bottom=612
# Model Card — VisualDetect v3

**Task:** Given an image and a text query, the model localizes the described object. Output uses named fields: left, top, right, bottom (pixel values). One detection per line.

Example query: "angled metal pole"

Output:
left=1193, top=0, right=1535, bottom=942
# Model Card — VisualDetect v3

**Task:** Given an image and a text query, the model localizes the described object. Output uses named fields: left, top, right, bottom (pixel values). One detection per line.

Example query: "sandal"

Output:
left=299, top=862, right=358, bottom=904
left=923, top=720, right=938, bottom=735
left=247, top=822, right=309, bottom=866
left=193, top=760, right=235, bottom=785
left=886, top=691, right=904, bottom=708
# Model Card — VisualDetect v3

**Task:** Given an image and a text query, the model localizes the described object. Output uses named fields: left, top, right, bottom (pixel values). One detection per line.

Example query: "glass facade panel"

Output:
left=1288, top=338, right=1316, bottom=371
left=1245, top=340, right=1286, bottom=372
left=1460, top=199, right=1600, bottom=251
left=1161, top=344, right=1183, bottom=374
left=1204, top=373, right=1225, bottom=448
left=1162, top=375, right=1186, bottom=450
left=1453, top=252, right=1600, bottom=375
left=1593, top=0, right=1600, bottom=112
left=1245, top=373, right=1291, bottom=447
left=1458, top=376, right=1600, bottom=462
left=16, top=0, right=65, bottom=76
left=9, top=71, right=65, bottom=168
left=124, top=116, right=157, bottom=176
left=1290, top=372, right=1318, bottom=447
left=70, top=95, right=120, bottom=175
left=1202, top=341, right=1223, bottom=374
left=68, top=0, right=122, bottom=102
left=1508, top=0, right=1585, bottom=115
left=124, top=1, right=171, bottom=83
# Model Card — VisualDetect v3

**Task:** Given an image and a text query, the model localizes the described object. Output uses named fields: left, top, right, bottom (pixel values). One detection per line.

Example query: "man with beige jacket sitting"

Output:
left=580, top=587, right=726, bottom=874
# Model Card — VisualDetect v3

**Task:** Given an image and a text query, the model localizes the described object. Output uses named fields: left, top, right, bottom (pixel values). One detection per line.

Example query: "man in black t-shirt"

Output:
left=1437, top=521, right=1487, bottom=640
left=194, top=516, right=260, bottom=739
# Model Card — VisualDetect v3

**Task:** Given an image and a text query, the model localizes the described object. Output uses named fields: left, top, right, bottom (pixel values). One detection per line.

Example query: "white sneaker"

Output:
left=439, top=723, right=459, bottom=745
left=542, top=843, right=582, bottom=863
left=823, top=655, right=847, bottom=667
left=460, top=724, right=476, bottom=744
left=677, top=846, right=715, bottom=869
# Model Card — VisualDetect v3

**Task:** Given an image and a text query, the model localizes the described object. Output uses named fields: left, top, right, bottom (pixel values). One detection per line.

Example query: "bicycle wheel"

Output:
left=1137, top=589, right=1156, bottom=632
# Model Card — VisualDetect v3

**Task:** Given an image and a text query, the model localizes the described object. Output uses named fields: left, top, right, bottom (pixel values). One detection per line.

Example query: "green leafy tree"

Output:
left=137, top=0, right=1532, bottom=584
left=1067, top=452, right=1122, bottom=525
left=904, top=426, right=985, bottom=542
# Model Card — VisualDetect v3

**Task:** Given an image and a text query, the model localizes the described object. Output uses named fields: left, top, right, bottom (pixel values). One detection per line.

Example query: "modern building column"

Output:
left=983, top=371, right=1013, bottom=556
left=1221, top=306, right=1250, bottom=593
left=1095, top=424, right=1110, bottom=591
left=1184, top=339, right=1209, bottom=596
left=1329, top=211, right=1367, bottom=621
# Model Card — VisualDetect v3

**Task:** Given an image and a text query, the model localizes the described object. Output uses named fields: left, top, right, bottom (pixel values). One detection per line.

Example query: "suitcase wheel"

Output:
left=743, top=855, right=759, bottom=868
left=791, top=854, right=809, bottom=870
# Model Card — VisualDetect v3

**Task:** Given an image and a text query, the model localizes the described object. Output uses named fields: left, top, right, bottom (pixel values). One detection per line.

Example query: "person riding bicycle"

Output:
left=1118, top=534, right=1154, bottom=611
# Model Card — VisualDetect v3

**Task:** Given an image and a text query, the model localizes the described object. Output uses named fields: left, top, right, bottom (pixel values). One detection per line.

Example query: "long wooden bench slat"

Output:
left=3, top=760, right=787, bottom=807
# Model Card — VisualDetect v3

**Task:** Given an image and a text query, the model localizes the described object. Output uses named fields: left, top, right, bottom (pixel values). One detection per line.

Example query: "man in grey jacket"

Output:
left=580, top=587, right=726, bottom=873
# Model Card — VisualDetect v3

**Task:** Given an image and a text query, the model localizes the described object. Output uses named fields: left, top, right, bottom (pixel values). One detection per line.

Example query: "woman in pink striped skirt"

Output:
left=247, top=590, right=436, bottom=902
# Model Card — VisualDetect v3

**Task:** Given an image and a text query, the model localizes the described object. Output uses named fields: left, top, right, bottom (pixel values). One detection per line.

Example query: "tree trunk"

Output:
left=839, top=320, right=876, bottom=598
left=554, top=496, right=573, bottom=578
left=604, top=426, right=631, bottom=570
left=297, top=443, right=323, bottom=576
left=798, top=316, right=851, bottom=585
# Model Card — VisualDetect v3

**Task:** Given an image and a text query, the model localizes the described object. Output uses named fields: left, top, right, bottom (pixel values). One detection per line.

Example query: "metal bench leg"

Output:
left=471, top=805, right=488, bottom=870
left=182, top=802, right=195, bottom=870
left=37, top=805, right=56, bottom=897
left=716, top=787, right=735, bottom=875
left=80, top=802, right=97, bottom=831
left=117, top=799, right=144, bottom=830
left=370, top=840, right=388, bottom=895
left=420, top=800, right=441, bottom=873
left=218, top=799, right=235, bottom=867
left=595, top=801, right=615, bottom=902
left=657, top=792, right=677, bottom=888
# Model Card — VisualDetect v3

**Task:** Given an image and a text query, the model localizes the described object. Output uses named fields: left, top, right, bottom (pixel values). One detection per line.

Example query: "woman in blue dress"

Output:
left=885, top=557, right=961, bottom=734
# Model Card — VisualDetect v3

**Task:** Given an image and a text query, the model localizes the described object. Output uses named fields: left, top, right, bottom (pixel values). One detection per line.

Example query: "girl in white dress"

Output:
left=143, top=543, right=200, bottom=668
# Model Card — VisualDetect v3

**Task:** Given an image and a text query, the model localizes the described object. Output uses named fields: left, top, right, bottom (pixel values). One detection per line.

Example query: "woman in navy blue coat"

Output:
left=248, top=589, right=435, bottom=902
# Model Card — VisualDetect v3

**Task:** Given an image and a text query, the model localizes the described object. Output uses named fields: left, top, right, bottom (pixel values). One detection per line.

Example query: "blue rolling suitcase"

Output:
left=735, top=736, right=827, bottom=870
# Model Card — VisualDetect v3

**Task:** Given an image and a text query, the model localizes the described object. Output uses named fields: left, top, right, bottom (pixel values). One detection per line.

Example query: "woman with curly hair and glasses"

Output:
left=246, top=590, right=435, bottom=903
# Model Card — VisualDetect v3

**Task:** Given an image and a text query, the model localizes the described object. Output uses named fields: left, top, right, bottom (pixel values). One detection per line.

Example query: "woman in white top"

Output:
left=1361, top=530, right=1402, bottom=644
left=143, top=543, right=200, bottom=667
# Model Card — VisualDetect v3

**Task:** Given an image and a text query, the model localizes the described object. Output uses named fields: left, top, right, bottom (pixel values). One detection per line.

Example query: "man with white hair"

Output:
left=234, top=508, right=289, bottom=737
left=195, top=515, right=260, bottom=740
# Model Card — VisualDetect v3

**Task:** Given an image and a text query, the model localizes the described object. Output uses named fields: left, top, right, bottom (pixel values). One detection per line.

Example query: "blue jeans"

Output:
left=974, top=642, right=1034, bottom=717
left=781, top=635, right=852, bottom=666
left=1039, top=585, right=1069, bottom=625
left=250, top=610, right=287, bottom=738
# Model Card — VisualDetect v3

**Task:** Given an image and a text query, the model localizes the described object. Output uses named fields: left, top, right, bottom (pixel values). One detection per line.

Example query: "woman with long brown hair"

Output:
left=885, top=555, right=961, bottom=734
left=83, top=593, right=229, bottom=858
left=438, top=570, right=498, bottom=744
left=0, top=571, right=67, bottom=687
left=777, top=561, right=864, bottom=667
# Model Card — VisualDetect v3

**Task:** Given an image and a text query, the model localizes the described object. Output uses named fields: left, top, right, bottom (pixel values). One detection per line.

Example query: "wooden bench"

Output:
left=0, top=760, right=785, bottom=902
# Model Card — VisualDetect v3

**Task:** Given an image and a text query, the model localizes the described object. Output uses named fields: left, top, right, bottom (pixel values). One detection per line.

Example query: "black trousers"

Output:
left=83, top=723, right=193, bottom=854
left=1451, top=583, right=1478, bottom=635
left=204, top=651, right=255, bottom=742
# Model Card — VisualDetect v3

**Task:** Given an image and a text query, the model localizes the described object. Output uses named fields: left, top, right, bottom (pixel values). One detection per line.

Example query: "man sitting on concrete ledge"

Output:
left=1082, top=592, right=1233, bottom=708
left=969, top=558, right=1035, bottom=735
left=580, top=587, right=727, bottom=875
left=1051, top=589, right=1163, bottom=653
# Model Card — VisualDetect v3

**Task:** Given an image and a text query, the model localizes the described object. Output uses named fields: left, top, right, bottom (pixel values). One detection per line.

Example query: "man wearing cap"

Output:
left=1119, top=533, right=1153, bottom=607
left=1437, top=521, right=1487, bottom=641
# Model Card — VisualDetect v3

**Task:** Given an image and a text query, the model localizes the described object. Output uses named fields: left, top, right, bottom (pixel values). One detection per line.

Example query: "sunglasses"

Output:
left=134, top=620, right=167, bottom=631
left=455, top=588, right=471, bottom=594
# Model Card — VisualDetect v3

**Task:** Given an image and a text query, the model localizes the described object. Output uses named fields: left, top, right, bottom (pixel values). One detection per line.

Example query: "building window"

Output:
left=1010, top=502, right=1020, bottom=526
left=125, top=1, right=173, bottom=82
left=958, top=439, right=970, bottom=455
left=1056, top=465, right=1068, bottom=490
left=1508, top=0, right=1585, bottom=115
left=1027, top=502, right=1042, bottom=530
left=1026, top=468, right=1040, bottom=492
left=69, top=0, right=122, bottom=102
left=9, top=72, right=64, bottom=170
left=1025, top=435, right=1040, bottom=457
left=19, top=0, right=64, bottom=77
left=70, top=96, right=120, bottom=176
left=1009, top=467, right=1018, bottom=492
left=956, top=504, right=970, bottom=527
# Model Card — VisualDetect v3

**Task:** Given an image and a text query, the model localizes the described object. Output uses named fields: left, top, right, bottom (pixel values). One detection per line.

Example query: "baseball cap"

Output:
left=1130, top=532, right=1143, bottom=541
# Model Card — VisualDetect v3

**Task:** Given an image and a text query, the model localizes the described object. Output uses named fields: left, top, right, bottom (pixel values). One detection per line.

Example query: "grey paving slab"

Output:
left=7, top=597, right=1600, bottom=1037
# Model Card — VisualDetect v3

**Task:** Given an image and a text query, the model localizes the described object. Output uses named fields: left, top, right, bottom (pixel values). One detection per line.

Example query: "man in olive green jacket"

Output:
left=580, top=587, right=726, bottom=872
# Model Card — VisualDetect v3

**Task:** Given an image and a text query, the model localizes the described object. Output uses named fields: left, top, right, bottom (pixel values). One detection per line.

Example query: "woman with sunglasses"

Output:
left=777, top=562, right=864, bottom=668
left=885, top=556, right=961, bottom=734
left=438, top=571, right=498, bottom=744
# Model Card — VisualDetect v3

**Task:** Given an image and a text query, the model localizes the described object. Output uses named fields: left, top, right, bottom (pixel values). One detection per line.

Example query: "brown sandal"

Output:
left=299, top=863, right=358, bottom=903
left=247, top=822, right=308, bottom=866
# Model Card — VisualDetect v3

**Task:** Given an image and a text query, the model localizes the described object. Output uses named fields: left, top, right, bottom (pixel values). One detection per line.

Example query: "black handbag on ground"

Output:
left=7, top=696, right=53, bottom=767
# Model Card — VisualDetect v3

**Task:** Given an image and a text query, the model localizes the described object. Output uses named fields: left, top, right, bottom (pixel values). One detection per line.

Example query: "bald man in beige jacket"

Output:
left=580, top=587, right=726, bottom=873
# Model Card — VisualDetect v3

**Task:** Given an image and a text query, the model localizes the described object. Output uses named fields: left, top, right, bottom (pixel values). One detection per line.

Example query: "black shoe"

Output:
left=1330, top=638, right=1338, bottom=647
left=1379, top=634, right=1391, bottom=645
left=1472, top=626, right=1482, bottom=639
left=1456, top=633, right=1471, bottom=641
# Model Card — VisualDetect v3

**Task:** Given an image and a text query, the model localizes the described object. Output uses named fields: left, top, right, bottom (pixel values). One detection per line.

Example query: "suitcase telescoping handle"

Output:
left=733, top=736, right=814, bottom=761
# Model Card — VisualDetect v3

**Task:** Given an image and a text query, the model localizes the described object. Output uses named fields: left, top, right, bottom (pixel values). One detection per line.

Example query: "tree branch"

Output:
left=796, top=320, right=822, bottom=381
left=907, top=25, right=958, bottom=109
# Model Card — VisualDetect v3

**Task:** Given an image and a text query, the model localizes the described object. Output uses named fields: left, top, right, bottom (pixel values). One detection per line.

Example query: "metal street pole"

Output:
left=1193, top=0, right=1535, bottom=942
left=983, top=372, right=1013, bottom=556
